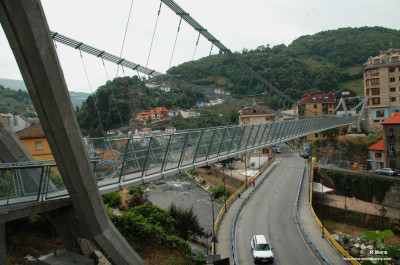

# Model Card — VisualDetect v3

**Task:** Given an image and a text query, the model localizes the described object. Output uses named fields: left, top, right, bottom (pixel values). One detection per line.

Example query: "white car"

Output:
left=251, top=235, right=274, bottom=264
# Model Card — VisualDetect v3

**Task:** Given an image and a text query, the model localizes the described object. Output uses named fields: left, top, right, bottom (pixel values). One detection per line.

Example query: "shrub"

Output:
left=211, top=183, right=228, bottom=199
left=102, top=192, right=122, bottom=208
left=128, top=186, right=143, bottom=196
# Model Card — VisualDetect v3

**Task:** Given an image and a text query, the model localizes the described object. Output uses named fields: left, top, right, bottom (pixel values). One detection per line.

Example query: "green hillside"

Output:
left=0, top=85, right=35, bottom=116
left=0, top=78, right=90, bottom=108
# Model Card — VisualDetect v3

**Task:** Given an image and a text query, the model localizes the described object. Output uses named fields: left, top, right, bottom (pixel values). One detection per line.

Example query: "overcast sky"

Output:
left=1, top=0, right=399, bottom=93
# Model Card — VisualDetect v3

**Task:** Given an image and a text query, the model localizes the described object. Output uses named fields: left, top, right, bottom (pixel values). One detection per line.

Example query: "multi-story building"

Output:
left=295, top=92, right=336, bottom=141
left=238, top=102, right=274, bottom=125
left=238, top=102, right=273, bottom=165
left=363, top=48, right=400, bottom=131
left=381, top=112, right=400, bottom=170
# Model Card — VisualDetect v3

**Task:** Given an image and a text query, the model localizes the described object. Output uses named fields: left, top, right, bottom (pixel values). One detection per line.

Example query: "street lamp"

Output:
left=222, top=164, right=226, bottom=213
left=210, top=195, right=216, bottom=262
left=244, top=153, right=247, bottom=189
left=379, top=206, right=387, bottom=231
left=205, top=230, right=212, bottom=257
left=321, top=179, right=325, bottom=238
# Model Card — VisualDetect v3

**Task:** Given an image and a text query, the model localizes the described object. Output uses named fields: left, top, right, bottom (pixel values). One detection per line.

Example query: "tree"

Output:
left=168, top=203, right=205, bottom=241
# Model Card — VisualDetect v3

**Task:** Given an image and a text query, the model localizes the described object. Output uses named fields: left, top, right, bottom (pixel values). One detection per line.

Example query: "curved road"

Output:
left=235, top=145, right=323, bottom=265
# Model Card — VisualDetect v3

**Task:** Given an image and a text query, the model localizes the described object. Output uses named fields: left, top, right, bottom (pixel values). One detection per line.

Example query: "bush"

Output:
left=102, top=192, right=122, bottom=208
left=128, top=186, right=143, bottom=196
left=109, top=204, right=191, bottom=255
left=130, top=203, right=176, bottom=235
left=199, top=179, right=207, bottom=186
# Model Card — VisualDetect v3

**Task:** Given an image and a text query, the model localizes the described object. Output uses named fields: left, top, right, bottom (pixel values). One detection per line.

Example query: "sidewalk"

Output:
left=215, top=161, right=349, bottom=265
left=298, top=176, right=349, bottom=265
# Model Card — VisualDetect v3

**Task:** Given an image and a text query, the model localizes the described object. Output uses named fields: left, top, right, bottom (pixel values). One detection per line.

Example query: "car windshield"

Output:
left=255, top=244, right=270, bottom=251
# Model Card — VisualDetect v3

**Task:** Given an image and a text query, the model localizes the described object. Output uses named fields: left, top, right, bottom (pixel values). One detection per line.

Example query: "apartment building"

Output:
left=381, top=112, right=400, bottom=170
left=363, top=48, right=400, bottom=131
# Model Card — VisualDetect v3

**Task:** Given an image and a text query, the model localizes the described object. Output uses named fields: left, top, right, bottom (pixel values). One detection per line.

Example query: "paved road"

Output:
left=235, top=145, right=322, bottom=265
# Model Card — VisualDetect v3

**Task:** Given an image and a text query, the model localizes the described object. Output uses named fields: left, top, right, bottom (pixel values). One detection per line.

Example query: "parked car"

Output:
left=251, top=235, right=274, bottom=264
left=300, top=153, right=309, bottom=159
left=376, top=168, right=399, bottom=176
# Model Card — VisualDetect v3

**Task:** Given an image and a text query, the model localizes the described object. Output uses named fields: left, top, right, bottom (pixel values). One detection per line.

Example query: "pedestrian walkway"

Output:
left=298, top=177, right=349, bottom=265
left=215, top=161, right=349, bottom=265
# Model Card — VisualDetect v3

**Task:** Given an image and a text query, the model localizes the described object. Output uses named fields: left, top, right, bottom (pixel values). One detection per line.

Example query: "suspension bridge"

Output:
left=0, top=0, right=365, bottom=264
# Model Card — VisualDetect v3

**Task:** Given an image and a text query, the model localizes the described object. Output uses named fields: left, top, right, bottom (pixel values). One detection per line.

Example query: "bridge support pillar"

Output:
left=43, top=206, right=95, bottom=258
left=0, top=0, right=143, bottom=264
left=0, top=222, right=6, bottom=265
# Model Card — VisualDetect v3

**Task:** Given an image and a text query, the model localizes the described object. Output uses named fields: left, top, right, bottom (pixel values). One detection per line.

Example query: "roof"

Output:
left=364, top=48, right=400, bottom=69
left=334, top=88, right=357, bottom=99
left=381, top=112, right=400, bottom=125
left=297, top=93, right=335, bottom=104
left=238, top=102, right=272, bottom=116
left=15, top=123, right=45, bottom=139
left=368, top=140, right=384, bottom=151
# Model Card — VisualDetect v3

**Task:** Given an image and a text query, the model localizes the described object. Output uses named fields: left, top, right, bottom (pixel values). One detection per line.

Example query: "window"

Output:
left=390, top=78, right=395, bottom=82
left=371, top=78, right=380, bottom=86
left=371, top=87, right=380, bottom=95
left=390, top=144, right=395, bottom=151
left=35, top=141, right=43, bottom=151
left=391, top=97, right=396, bottom=102
left=366, top=79, right=370, bottom=87
left=375, top=153, right=382, bottom=159
left=391, top=56, right=399, bottom=63
left=370, top=68, right=379, bottom=76
left=389, top=129, right=395, bottom=136
left=372, top=98, right=380, bottom=105
left=373, top=59, right=381, bottom=64
left=315, top=133, right=319, bottom=137
left=314, top=104, right=317, bottom=109
left=390, top=87, right=396, bottom=92
left=389, top=68, right=395, bottom=73
left=376, top=110, right=385, bottom=118
left=365, top=89, right=369, bottom=96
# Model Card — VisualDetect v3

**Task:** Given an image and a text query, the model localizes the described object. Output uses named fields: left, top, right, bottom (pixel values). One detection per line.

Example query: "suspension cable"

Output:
left=146, top=0, right=163, bottom=69
left=79, top=49, right=105, bottom=136
left=192, top=32, right=201, bottom=61
left=169, top=17, right=183, bottom=69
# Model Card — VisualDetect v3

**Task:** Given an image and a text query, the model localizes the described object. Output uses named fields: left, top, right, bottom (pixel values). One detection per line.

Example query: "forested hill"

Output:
left=168, top=26, right=399, bottom=100
left=75, top=27, right=399, bottom=136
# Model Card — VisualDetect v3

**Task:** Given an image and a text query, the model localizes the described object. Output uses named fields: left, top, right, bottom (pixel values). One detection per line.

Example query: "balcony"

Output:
left=389, top=151, right=397, bottom=157
left=388, top=136, right=397, bottom=141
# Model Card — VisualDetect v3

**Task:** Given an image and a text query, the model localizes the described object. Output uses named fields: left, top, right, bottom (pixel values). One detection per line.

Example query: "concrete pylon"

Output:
left=0, top=0, right=144, bottom=264
left=0, top=119, right=94, bottom=262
